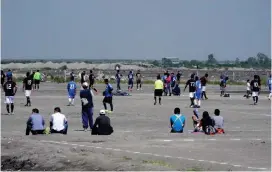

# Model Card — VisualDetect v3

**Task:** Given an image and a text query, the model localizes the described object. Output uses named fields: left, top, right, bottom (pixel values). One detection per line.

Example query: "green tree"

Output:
left=151, top=60, right=160, bottom=67
left=207, top=54, right=217, bottom=65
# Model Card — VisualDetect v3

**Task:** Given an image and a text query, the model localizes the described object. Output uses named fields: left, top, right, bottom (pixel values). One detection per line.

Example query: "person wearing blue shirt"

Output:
left=170, top=73, right=176, bottom=95
left=170, top=107, right=186, bottom=133
left=267, top=74, right=272, bottom=100
left=6, top=69, right=12, bottom=79
left=115, top=70, right=122, bottom=91
left=67, top=77, right=77, bottom=106
left=128, top=71, right=134, bottom=92
left=194, top=76, right=202, bottom=108
left=26, top=108, right=45, bottom=135
left=103, top=79, right=114, bottom=113
left=80, top=82, right=94, bottom=131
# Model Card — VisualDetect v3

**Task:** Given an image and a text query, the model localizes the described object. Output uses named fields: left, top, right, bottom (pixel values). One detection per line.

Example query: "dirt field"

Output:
left=1, top=83, right=271, bottom=171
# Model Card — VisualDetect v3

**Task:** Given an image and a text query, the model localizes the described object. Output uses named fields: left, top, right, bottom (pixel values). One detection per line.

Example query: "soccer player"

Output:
left=115, top=70, right=122, bottom=91
left=267, top=75, right=272, bottom=100
left=3, top=77, right=17, bottom=115
left=170, top=73, right=177, bottom=96
left=136, top=70, right=142, bottom=90
left=251, top=75, right=261, bottom=105
left=1, top=70, right=5, bottom=90
left=33, top=70, right=42, bottom=90
left=67, top=77, right=77, bottom=106
left=23, top=72, right=33, bottom=106
left=103, top=79, right=114, bottom=112
left=80, top=82, right=94, bottom=131
left=154, top=75, right=163, bottom=105
left=184, top=74, right=196, bottom=108
left=89, top=70, right=95, bottom=89
left=176, top=71, right=181, bottom=83
left=80, top=71, right=86, bottom=85
left=194, top=76, right=202, bottom=108
left=6, top=69, right=12, bottom=79
left=245, top=79, right=251, bottom=98
left=200, top=73, right=208, bottom=100
left=128, top=70, right=134, bottom=92
left=220, top=76, right=227, bottom=96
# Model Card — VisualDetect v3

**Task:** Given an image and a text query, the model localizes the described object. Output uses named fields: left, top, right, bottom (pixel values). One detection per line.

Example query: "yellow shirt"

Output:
left=154, top=79, right=164, bottom=90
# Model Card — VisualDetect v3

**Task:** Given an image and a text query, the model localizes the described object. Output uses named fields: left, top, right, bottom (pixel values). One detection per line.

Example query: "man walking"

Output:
left=103, top=79, right=114, bottom=112
left=23, top=72, right=33, bottom=106
left=3, top=77, right=17, bottom=115
left=80, top=82, right=94, bottom=131
left=200, top=73, right=208, bottom=100
left=184, top=74, right=196, bottom=108
left=67, top=77, right=77, bottom=106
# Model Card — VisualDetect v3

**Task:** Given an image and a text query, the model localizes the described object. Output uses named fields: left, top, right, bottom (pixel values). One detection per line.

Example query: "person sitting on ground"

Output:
left=92, top=110, right=114, bottom=135
left=212, top=109, right=225, bottom=134
left=170, top=107, right=186, bottom=133
left=192, top=109, right=201, bottom=132
left=26, top=108, right=45, bottom=135
left=50, top=107, right=68, bottom=134
left=199, top=111, right=215, bottom=135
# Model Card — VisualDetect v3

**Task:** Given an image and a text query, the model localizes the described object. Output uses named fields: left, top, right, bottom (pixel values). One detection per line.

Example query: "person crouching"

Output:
left=92, top=110, right=114, bottom=135
left=26, top=108, right=45, bottom=135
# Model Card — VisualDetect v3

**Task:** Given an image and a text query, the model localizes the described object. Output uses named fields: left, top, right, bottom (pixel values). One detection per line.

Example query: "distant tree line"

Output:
left=153, top=53, right=271, bottom=69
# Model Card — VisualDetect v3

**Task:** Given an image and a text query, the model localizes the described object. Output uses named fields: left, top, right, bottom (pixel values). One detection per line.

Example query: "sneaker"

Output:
left=83, top=128, right=87, bottom=132
left=24, top=104, right=28, bottom=107
left=11, top=112, right=14, bottom=115
left=154, top=102, right=156, bottom=105
left=190, top=105, right=194, bottom=108
left=137, top=89, right=139, bottom=91
left=67, top=104, right=71, bottom=106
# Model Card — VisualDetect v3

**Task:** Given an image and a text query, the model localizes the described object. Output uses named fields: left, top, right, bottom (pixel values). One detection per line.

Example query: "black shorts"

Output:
left=154, top=89, right=163, bottom=97
left=103, top=97, right=113, bottom=104
left=136, top=79, right=141, bottom=84
left=34, top=79, right=40, bottom=85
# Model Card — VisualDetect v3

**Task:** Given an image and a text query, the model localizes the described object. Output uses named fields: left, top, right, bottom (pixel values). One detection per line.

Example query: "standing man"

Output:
left=251, top=75, right=261, bottom=105
left=3, top=77, right=17, bottom=115
left=267, top=74, right=272, bottom=100
left=80, top=82, right=94, bottom=131
left=220, top=76, right=228, bottom=96
left=103, top=79, right=114, bottom=113
left=89, top=70, right=95, bottom=89
left=23, top=72, right=33, bottom=107
left=115, top=70, right=122, bottom=91
left=176, top=71, right=181, bottom=84
left=33, top=70, right=42, bottom=90
left=194, top=76, right=202, bottom=108
left=67, top=77, right=77, bottom=106
left=136, top=70, right=143, bottom=90
left=200, top=73, right=209, bottom=100
left=184, top=74, right=196, bottom=108
left=154, top=74, right=164, bottom=105
left=128, top=70, right=134, bottom=92
left=80, top=71, right=86, bottom=85
left=170, top=72, right=177, bottom=96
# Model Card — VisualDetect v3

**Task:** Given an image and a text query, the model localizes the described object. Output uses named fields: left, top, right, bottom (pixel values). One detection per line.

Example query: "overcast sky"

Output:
left=1, top=0, right=271, bottom=60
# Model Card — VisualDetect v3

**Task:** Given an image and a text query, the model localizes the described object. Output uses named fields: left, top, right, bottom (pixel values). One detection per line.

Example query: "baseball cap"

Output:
left=100, top=110, right=106, bottom=115
left=82, top=82, right=89, bottom=87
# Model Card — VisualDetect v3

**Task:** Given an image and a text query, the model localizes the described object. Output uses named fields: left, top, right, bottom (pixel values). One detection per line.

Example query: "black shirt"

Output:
left=1, top=72, right=5, bottom=80
left=4, top=81, right=17, bottom=96
left=176, top=73, right=181, bottom=81
left=89, top=73, right=95, bottom=82
left=81, top=73, right=85, bottom=83
left=185, top=78, right=196, bottom=92
left=93, top=115, right=113, bottom=135
left=23, top=77, right=33, bottom=90
left=136, top=72, right=141, bottom=80
left=200, top=76, right=207, bottom=86
left=251, top=80, right=260, bottom=92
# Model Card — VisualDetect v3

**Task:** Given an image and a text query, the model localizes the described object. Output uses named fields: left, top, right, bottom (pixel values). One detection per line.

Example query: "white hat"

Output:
left=100, top=109, right=106, bottom=115
left=82, top=82, right=89, bottom=87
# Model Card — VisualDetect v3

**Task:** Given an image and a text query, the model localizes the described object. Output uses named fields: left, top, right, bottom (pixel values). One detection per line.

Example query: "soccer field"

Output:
left=1, top=83, right=271, bottom=171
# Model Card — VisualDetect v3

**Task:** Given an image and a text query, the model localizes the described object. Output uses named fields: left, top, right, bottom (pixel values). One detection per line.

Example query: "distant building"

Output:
left=162, top=57, right=180, bottom=65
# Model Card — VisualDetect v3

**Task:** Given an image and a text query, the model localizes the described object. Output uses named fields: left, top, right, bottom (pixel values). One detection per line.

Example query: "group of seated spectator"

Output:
left=170, top=107, right=224, bottom=135
left=26, top=108, right=113, bottom=135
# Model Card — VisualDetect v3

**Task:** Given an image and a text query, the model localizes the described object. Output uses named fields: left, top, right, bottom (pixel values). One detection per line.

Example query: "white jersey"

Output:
left=247, top=82, right=251, bottom=91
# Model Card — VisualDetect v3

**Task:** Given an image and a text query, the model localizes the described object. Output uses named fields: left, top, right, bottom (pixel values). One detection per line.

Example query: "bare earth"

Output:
left=1, top=83, right=271, bottom=171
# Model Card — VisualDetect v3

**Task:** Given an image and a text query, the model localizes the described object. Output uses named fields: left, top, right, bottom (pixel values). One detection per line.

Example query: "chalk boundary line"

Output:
left=2, top=138, right=267, bottom=171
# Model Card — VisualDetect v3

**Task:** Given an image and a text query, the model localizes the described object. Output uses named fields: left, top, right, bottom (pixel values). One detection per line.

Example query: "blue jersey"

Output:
left=115, top=73, right=121, bottom=81
left=170, top=114, right=186, bottom=132
left=6, top=71, right=12, bottom=78
left=195, top=80, right=202, bottom=93
left=128, top=73, right=133, bottom=80
left=104, top=84, right=113, bottom=97
left=67, top=81, right=77, bottom=95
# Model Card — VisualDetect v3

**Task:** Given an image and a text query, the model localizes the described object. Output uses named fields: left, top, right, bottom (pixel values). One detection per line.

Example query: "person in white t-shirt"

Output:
left=50, top=107, right=68, bottom=134
left=244, top=79, right=251, bottom=98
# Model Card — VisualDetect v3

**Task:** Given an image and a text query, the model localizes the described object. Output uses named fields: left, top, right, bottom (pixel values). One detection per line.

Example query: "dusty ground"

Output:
left=1, top=83, right=271, bottom=171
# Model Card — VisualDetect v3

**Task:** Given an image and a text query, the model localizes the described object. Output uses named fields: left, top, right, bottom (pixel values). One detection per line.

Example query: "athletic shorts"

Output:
left=34, top=79, right=40, bottom=85
left=189, top=92, right=195, bottom=98
left=194, top=92, right=201, bottom=99
left=68, top=94, right=75, bottom=99
left=220, top=86, right=226, bottom=91
left=128, top=80, right=133, bottom=85
left=25, top=90, right=32, bottom=97
left=103, top=97, right=113, bottom=104
left=154, top=89, right=163, bottom=97
left=201, top=86, right=206, bottom=91
left=136, top=79, right=141, bottom=84
left=5, top=96, right=14, bottom=104
left=252, top=91, right=259, bottom=97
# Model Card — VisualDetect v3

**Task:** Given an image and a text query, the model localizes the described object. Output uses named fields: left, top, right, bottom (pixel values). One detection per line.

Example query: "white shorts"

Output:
left=202, top=86, right=206, bottom=91
left=25, top=90, right=32, bottom=97
left=252, top=92, right=259, bottom=97
left=189, top=92, right=195, bottom=98
left=5, top=96, right=14, bottom=104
